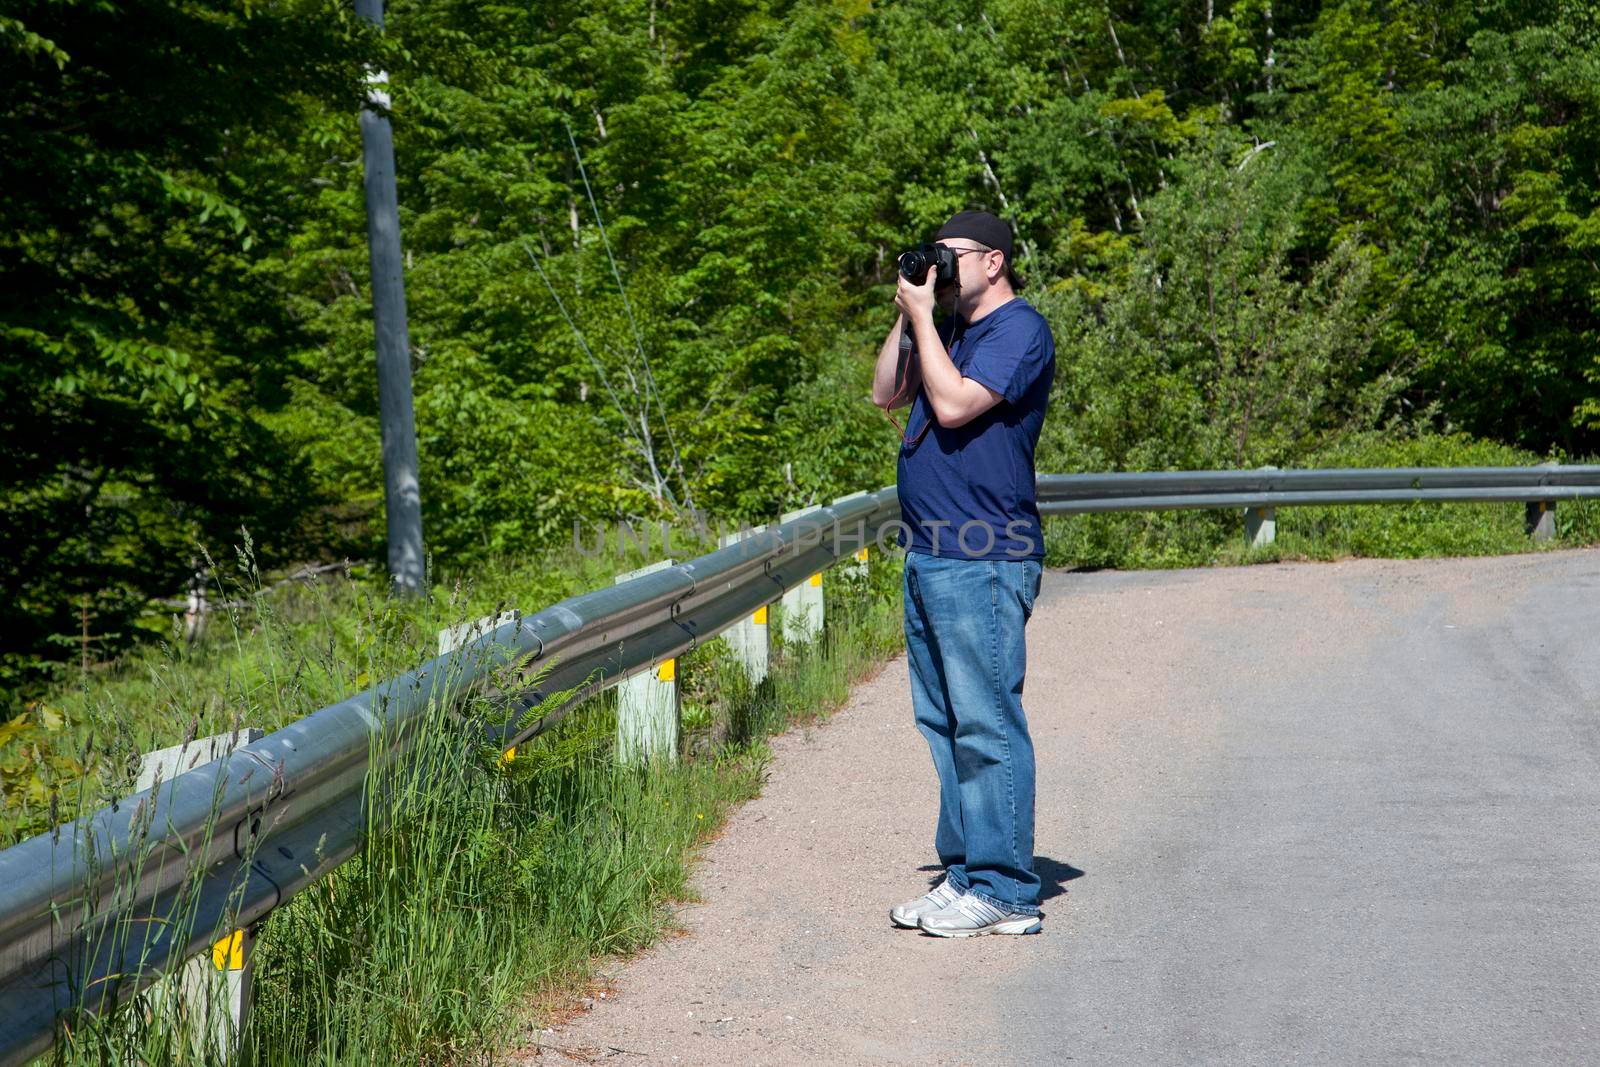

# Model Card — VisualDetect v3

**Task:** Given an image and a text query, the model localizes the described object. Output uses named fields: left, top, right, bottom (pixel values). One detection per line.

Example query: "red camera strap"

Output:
left=879, top=385, right=934, bottom=448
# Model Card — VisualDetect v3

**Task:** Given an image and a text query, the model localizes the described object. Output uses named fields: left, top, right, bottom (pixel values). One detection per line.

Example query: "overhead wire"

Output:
left=562, top=121, right=692, bottom=508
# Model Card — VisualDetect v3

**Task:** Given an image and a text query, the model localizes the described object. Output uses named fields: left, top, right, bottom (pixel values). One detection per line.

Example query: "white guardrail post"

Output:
left=135, top=729, right=265, bottom=1063
left=1527, top=460, right=1558, bottom=541
left=614, top=560, right=680, bottom=765
left=833, top=491, right=872, bottom=579
left=1526, top=500, right=1556, bottom=541
left=1245, top=505, right=1277, bottom=547
left=719, top=527, right=772, bottom=685
left=440, top=609, right=522, bottom=764
left=1245, top=467, right=1278, bottom=548
left=780, top=506, right=825, bottom=644
left=438, top=609, right=519, bottom=657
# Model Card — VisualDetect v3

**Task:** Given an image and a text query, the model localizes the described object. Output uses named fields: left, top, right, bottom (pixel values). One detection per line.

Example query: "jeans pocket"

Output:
left=1020, top=560, right=1041, bottom=620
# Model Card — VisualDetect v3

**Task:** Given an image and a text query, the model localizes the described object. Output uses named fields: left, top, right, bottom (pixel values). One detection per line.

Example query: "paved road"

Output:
left=530, top=551, right=1600, bottom=1065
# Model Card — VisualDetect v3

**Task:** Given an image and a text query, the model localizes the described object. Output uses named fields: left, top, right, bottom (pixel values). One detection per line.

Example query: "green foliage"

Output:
left=1273, top=0, right=1600, bottom=450
left=1399, top=19, right=1600, bottom=448
left=5, top=0, right=1598, bottom=702
left=0, top=0, right=371, bottom=701
left=1039, top=142, right=1400, bottom=474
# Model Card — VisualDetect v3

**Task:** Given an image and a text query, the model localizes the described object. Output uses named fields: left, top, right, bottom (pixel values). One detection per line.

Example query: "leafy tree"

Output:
left=1399, top=18, right=1600, bottom=448
left=0, top=0, right=366, bottom=702
left=1040, top=144, right=1402, bottom=472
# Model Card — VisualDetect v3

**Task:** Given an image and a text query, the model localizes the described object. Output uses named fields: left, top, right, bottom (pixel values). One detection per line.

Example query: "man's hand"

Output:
left=897, top=278, right=1005, bottom=429
left=895, top=266, right=938, bottom=323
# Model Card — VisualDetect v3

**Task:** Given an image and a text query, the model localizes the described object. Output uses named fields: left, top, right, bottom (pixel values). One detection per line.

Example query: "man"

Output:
left=870, top=209, right=1054, bottom=937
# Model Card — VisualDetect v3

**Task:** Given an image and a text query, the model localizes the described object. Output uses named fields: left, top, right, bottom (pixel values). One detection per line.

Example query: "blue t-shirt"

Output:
left=895, top=298, right=1055, bottom=560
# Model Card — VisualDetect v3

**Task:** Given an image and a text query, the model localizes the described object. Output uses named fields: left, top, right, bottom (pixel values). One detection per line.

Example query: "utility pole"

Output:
left=355, top=0, right=424, bottom=594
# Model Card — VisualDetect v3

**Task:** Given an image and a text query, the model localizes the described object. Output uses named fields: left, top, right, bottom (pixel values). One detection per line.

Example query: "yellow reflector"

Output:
left=753, top=605, right=768, bottom=624
left=212, top=930, right=245, bottom=971
left=809, top=573, right=822, bottom=587
left=657, top=659, right=676, bottom=682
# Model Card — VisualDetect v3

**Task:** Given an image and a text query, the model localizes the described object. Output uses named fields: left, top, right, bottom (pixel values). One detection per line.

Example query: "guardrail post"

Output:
left=135, top=728, right=265, bottom=1062
left=614, top=560, right=679, bottom=765
left=1525, top=462, right=1559, bottom=542
left=1525, top=500, right=1556, bottom=542
left=437, top=609, right=519, bottom=656
left=1245, top=506, right=1276, bottom=548
left=719, top=528, right=771, bottom=685
left=833, top=492, right=871, bottom=580
left=780, top=506, right=824, bottom=644
left=1245, top=466, right=1278, bottom=548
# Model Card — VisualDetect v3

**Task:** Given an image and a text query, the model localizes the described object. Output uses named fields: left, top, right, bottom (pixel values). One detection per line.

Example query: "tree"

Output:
left=1040, top=144, right=1401, bottom=473
left=0, top=0, right=365, bottom=704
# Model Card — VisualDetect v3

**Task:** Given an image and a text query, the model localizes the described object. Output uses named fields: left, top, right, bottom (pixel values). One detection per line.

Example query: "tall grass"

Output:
left=38, top=552, right=903, bottom=1066
left=243, top=707, right=763, bottom=1063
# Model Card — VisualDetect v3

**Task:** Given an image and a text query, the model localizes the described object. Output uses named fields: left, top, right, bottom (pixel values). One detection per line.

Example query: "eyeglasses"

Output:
left=940, top=245, right=995, bottom=259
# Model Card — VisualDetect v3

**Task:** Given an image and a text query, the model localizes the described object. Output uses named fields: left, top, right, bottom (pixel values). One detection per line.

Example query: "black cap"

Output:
left=936, top=209, right=1025, bottom=290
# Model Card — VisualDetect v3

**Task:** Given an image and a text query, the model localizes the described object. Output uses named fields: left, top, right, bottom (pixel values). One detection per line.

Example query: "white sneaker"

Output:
left=889, top=878, right=962, bottom=928
left=918, top=892, right=1042, bottom=937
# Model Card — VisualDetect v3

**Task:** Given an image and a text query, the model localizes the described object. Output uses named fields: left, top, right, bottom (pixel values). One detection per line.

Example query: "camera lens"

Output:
left=898, top=250, right=928, bottom=283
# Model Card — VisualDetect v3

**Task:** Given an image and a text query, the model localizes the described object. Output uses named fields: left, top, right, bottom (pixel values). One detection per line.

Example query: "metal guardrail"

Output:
left=1035, top=465, right=1600, bottom=514
left=3, top=464, right=1598, bottom=1063
left=0, top=489, right=901, bottom=1065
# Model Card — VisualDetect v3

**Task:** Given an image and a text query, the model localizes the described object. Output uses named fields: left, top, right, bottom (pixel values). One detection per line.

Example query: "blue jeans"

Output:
left=903, top=551, right=1043, bottom=915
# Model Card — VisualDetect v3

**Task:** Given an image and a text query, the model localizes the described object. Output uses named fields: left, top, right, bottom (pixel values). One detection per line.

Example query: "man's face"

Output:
left=936, top=240, right=1000, bottom=312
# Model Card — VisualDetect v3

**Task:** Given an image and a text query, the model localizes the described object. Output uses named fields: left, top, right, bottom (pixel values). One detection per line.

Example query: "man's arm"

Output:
left=870, top=312, right=919, bottom=409
left=895, top=275, right=1003, bottom=429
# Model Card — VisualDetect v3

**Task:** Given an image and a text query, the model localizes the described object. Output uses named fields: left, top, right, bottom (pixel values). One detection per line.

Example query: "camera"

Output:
left=897, top=243, right=957, bottom=286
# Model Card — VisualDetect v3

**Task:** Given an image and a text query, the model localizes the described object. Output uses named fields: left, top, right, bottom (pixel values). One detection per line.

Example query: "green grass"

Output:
left=31, top=549, right=903, bottom=1066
